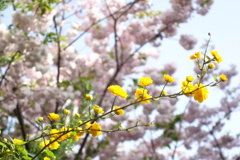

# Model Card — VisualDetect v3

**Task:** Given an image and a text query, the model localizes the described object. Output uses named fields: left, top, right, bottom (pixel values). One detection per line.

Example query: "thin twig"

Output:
left=0, top=51, right=19, bottom=86
left=63, top=0, right=140, bottom=50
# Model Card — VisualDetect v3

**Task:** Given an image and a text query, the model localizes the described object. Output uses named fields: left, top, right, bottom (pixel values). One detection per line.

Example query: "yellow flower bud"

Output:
left=75, top=113, right=80, bottom=118
left=162, top=90, right=167, bottom=96
left=163, top=74, right=174, bottom=83
left=38, top=117, right=44, bottom=122
left=63, top=109, right=70, bottom=115
left=85, top=94, right=93, bottom=100
left=219, top=74, right=228, bottom=82
left=6, top=149, right=12, bottom=156
left=48, top=113, right=60, bottom=121
left=114, top=106, right=124, bottom=115
left=186, top=76, right=194, bottom=82
left=77, top=120, right=83, bottom=124
left=208, top=63, right=215, bottom=69
left=93, top=105, right=104, bottom=114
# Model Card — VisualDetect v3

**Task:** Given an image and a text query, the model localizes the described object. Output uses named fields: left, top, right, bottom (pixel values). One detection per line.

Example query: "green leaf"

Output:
left=34, top=120, right=41, bottom=126
left=0, top=142, right=6, bottom=147
left=132, top=79, right=138, bottom=86
left=44, top=125, right=51, bottom=131
left=205, top=55, right=211, bottom=60
left=22, top=156, right=32, bottom=160
left=17, top=146, right=28, bottom=156
left=213, top=75, right=218, bottom=82
left=60, top=36, right=68, bottom=41
left=163, top=143, right=171, bottom=149
left=45, top=150, right=56, bottom=159
left=52, top=123, right=64, bottom=126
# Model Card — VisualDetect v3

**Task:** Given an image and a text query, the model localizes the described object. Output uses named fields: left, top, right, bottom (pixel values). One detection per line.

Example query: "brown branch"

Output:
left=98, top=25, right=169, bottom=108
left=53, top=15, right=62, bottom=114
left=171, top=100, right=192, bottom=160
left=209, top=129, right=226, bottom=160
left=74, top=1, right=164, bottom=158
left=105, top=0, right=120, bottom=69
left=23, top=115, right=40, bottom=131
left=74, top=133, right=90, bottom=160
left=13, top=101, right=30, bottom=150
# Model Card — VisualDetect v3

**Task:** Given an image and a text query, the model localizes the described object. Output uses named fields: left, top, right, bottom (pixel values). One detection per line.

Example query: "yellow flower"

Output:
left=86, top=121, right=102, bottom=137
left=181, top=81, right=194, bottom=97
left=38, top=117, right=44, bottom=122
left=3, top=138, right=7, bottom=142
left=193, top=84, right=209, bottom=103
left=63, top=109, right=70, bottom=115
left=39, top=140, right=50, bottom=149
left=220, top=74, right=228, bottom=82
left=77, top=120, right=83, bottom=124
left=139, top=77, right=153, bottom=86
left=13, top=139, right=23, bottom=145
left=44, top=157, right=51, bottom=160
left=107, top=85, right=128, bottom=99
left=163, top=74, right=174, bottom=83
left=74, top=127, right=84, bottom=141
left=114, top=106, right=124, bottom=115
left=49, top=138, right=60, bottom=150
left=85, top=94, right=93, bottom=100
left=74, top=135, right=80, bottom=141
left=210, top=51, right=222, bottom=63
left=40, top=138, right=59, bottom=150
left=75, top=113, right=80, bottom=118
left=186, top=76, right=194, bottom=82
left=190, top=52, right=201, bottom=60
left=161, top=90, right=167, bottom=96
left=135, top=88, right=152, bottom=104
left=208, top=63, right=215, bottom=69
left=50, top=127, right=72, bottom=142
left=59, top=127, right=72, bottom=141
left=93, top=105, right=104, bottom=114
left=48, top=113, right=60, bottom=121
left=50, top=129, right=60, bottom=138
left=6, top=149, right=12, bottom=156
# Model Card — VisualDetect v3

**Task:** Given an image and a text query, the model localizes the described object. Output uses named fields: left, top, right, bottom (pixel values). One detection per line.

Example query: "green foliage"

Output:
left=200, top=0, right=211, bottom=7
left=43, top=32, right=59, bottom=44
left=135, top=10, right=162, bottom=19
left=156, top=114, right=183, bottom=144
left=15, top=0, right=60, bottom=15
left=0, top=52, right=22, bottom=67
left=0, top=0, right=11, bottom=12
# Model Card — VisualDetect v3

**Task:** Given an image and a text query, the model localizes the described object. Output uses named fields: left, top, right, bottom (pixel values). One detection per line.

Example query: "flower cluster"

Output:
left=135, top=88, right=152, bottom=104
left=185, top=50, right=228, bottom=103
left=86, top=121, right=102, bottom=137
